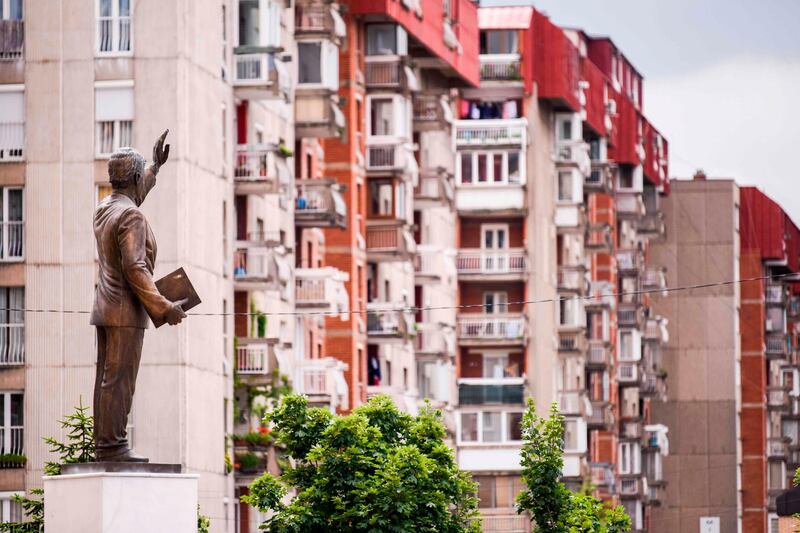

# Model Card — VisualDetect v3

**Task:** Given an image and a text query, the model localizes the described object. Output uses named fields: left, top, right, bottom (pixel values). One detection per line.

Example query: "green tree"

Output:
left=241, top=394, right=482, bottom=533
left=516, top=400, right=631, bottom=533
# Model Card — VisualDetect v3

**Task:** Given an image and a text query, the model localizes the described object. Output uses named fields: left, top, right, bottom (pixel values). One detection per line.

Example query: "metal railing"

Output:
left=364, top=56, right=404, bottom=87
left=479, top=53, right=522, bottom=81
left=233, top=147, right=282, bottom=189
left=414, top=248, right=442, bottom=278
left=0, top=122, right=24, bottom=162
left=236, top=345, right=270, bottom=374
left=455, top=119, right=527, bottom=147
left=0, top=324, right=24, bottom=365
left=617, top=303, right=640, bottom=326
left=366, top=226, right=405, bottom=253
left=0, top=221, right=24, bottom=260
left=479, top=514, right=530, bottom=533
left=456, top=249, right=526, bottom=275
left=234, top=53, right=278, bottom=86
left=0, top=426, right=23, bottom=456
left=616, top=249, right=641, bottom=271
left=590, top=463, right=615, bottom=490
left=413, top=94, right=447, bottom=123
left=642, top=268, right=666, bottom=290
left=295, top=278, right=325, bottom=303
left=768, top=387, right=789, bottom=408
left=766, top=334, right=789, bottom=357
left=0, top=20, right=24, bottom=60
left=457, top=314, right=525, bottom=340
left=366, top=303, right=406, bottom=336
left=587, top=341, right=610, bottom=367
left=766, top=284, right=785, bottom=305
left=233, top=249, right=273, bottom=280
left=617, top=363, right=639, bottom=383
left=295, top=4, right=332, bottom=33
left=558, top=331, right=586, bottom=352
left=458, top=378, right=525, bottom=405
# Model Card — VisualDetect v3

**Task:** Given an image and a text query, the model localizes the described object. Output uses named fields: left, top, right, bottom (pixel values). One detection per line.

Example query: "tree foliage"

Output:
left=242, top=394, right=481, bottom=533
left=516, top=400, right=631, bottom=533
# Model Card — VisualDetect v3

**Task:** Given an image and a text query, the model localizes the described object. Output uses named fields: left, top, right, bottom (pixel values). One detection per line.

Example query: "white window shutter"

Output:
left=95, top=85, right=134, bottom=121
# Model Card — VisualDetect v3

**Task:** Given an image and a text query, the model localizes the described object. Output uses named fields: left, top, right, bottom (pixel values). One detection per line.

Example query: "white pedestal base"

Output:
left=44, top=472, right=198, bottom=533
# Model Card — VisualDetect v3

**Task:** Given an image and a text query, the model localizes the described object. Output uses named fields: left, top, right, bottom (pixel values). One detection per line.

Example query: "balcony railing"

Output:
left=366, top=302, right=410, bottom=338
left=297, top=357, right=349, bottom=410
left=295, top=179, right=347, bottom=228
left=454, top=119, right=527, bottom=148
left=457, top=314, right=526, bottom=341
left=0, top=122, right=24, bottom=162
left=366, top=225, right=414, bottom=260
left=479, top=514, right=530, bottom=533
left=0, top=426, right=23, bottom=456
left=0, top=221, right=23, bottom=261
left=644, top=318, right=668, bottom=344
left=458, top=378, right=525, bottom=405
left=412, top=94, right=452, bottom=130
left=234, top=53, right=287, bottom=99
left=365, top=56, right=414, bottom=89
left=415, top=245, right=451, bottom=281
left=236, top=343, right=271, bottom=375
left=637, top=213, right=666, bottom=236
left=618, top=303, right=642, bottom=327
left=479, top=53, right=522, bottom=82
left=618, top=363, right=639, bottom=383
left=558, top=330, right=586, bottom=353
left=642, top=268, right=666, bottom=291
left=768, top=386, right=789, bottom=410
left=233, top=248, right=276, bottom=283
left=588, top=401, right=615, bottom=429
left=295, top=92, right=346, bottom=139
left=366, top=140, right=415, bottom=175
left=557, top=266, right=587, bottom=293
left=766, top=333, right=789, bottom=359
left=585, top=282, right=615, bottom=308
left=414, top=322, right=454, bottom=356
left=617, top=249, right=641, bottom=272
left=295, top=3, right=345, bottom=43
left=590, top=463, right=616, bottom=491
left=766, top=284, right=786, bottom=305
left=619, top=478, right=646, bottom=498
left=234, top=145, right=287, bottom=194
left=0, top=20, right=24, bottom=61
left=616, top=191, right=645, bottom=218
left=456, top=249, right=526, bottom=276
left=0, top=324, right=24, bottom=365
left=585, top=224, right=613, bottom=253
left=768, top=437, right=788, bottom=459
left=587, top=341, right=611, bottom=368
left=295, top=267, right=349, bottom=314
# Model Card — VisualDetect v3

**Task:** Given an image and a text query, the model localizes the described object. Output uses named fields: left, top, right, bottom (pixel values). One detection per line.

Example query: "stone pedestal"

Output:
left=44, top=464, right=198, bottom=533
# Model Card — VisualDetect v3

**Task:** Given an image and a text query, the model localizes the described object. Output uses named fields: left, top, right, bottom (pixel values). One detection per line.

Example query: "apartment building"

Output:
left=650, top=178, right=800, bottom=533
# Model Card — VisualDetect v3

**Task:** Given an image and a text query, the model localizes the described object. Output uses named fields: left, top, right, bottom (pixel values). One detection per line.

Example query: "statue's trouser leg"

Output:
left=94, top=326, right=144, bottom=459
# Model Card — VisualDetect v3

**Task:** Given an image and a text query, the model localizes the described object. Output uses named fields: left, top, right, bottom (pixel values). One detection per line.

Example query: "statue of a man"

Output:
left=90, top=130, right=187, bottom=462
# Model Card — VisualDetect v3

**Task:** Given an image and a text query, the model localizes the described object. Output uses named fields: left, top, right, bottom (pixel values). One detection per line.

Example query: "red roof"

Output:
left=478, top=6, right=534, bottom=30
left=740, top=187, right=800, bottom=272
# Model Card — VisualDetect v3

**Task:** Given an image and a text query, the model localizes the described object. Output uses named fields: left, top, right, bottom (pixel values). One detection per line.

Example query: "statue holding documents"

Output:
left=90, top=130, right=199, bottom=462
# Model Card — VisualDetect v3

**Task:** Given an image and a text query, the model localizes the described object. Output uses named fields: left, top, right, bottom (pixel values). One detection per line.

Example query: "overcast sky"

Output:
left=482, top=0, right=800, bottom=219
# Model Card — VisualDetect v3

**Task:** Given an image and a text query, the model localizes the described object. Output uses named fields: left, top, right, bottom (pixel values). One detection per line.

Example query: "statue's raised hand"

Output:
left=153, top=129, right=170, bottom=169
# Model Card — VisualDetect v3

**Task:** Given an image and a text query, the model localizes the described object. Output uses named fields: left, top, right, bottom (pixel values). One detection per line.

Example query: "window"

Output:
left=557, top=171, right=574, bottom=202
left=0, top=288, right=22, bottom=365
left=298, top=41, right=339, bottom=89
left=0, top=392, right=22, bottom=455
left=366, top=24, right=406, bottom=56
left=221, top=5, right=228, bottom=79
left=96, top=0, right=132, bottom=55
left=239, top=0, right=280, bottom=48
left=0, top=85, right=24, bottom=162
left=483, top=353, right=508, bottom=379
left=0, top=493, right=22, bottom=524
left=619, top=330, right=640, bottom=361
left=368, top=97, right=397, bottom=137
left=619, top=441, right=641, bottom=475
left=475, top=476, right=524, bottom=509
left=459, top=411, right=522, bottom=444
left=369, top=179, right=395, bottom=218
left=479, top=30, right=517, bottom=55
left=483, top=292, right=508, bottom=315
left=563, top=418, right=581, bottom=452
left=458, top=151, right=524, bottom=185
left=0, top=0, right=23, bottom=20
left=95, top=82, right=134, bottom=157
left=0, top=188, right=22, bottom=262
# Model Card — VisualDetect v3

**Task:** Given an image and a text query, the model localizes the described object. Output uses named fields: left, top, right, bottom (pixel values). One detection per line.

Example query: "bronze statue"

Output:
left=90, top=130, right=187, bottom=462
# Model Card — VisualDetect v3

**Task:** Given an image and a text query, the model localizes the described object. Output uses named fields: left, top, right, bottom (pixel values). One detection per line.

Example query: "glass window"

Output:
left=619, top=331, right=635, bottom=361
left=366, top=24, right=397, bottom=55
left=493, top=153, right=503, bottom=182
left=563, top=419, right=578, bottom=450
left=369, top=180, right=393, bottom=217
left=559, top=118, right=573, bottom=142
left=480, top=30, right=517, bottom=54
left=483, top=354, right=507, bottom=379
left=370, top=98, right=394, bottom=136
left=417, top=361, right=433, bottom=399
left=507, top=412, right=522, bottom=441
left=460, top=413, right=478, bottom=442
left=460, top=153, right=473, bottom=184
left=476, top=476, right=495, bottom=508
left=508, top=152, right=520, bottom=183
left=558, top=171, right=573, bottom=202
left=477, top=154, right=488, bottom=182
left=298, top=42, right=322, bottom=84
left=482, top=412, right=503, bottom=442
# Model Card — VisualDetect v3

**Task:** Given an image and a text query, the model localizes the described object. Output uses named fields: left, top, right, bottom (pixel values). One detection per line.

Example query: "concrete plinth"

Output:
left=44, top=469, right=198, bottom=533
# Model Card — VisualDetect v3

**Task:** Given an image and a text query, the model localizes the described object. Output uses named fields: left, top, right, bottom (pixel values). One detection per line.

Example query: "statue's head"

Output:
left=108, top=148, right=151, bottom=206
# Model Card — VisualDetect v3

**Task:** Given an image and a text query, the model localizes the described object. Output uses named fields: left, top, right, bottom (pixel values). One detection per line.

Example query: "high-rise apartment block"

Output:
left=0, top=1, right=714, bottom=532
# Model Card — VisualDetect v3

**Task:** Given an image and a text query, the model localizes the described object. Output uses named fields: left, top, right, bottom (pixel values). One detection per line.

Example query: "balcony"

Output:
left=0, top=221, right=23, bottom=261
left=294, top=2, right=346, bottom=44
left=559, top=390, right=591, bottom=416
left=766, top=284, right=786, bottom=306
left=479, top=53, right=522, bottom=82
left=415, top=245, right=452, bottom=284
left=366, top=140, right=416, bottom=177
left=412, top=94, right=453, bottom=132
left=555, top=204, right=586, bottom=232
left=233, top=248, right=284, bottom=290
left=414, top=322, right=455, bottom=357
left=479, top=513, right=530, bottom=533
left=296, top=357, right=349, bottom=411
left=768, top=386, right=790, bottom=411
left=295, top=179, right=347, bottom=228
left=364, top=56, right=417, bottom=91
left=236, top=230, right=283, bottom=250
left=618, top=363, right=639, bottom=384
left=616, top=191, right=645, bottom=219
left=585, top=223, right=613, bottom=254
left=644, top=317, right=669, bottom=344
left=766, top=333, right=790, bottom=360
left=588, top=400, right=615, bottom=430
left=456, top=249, right=527, bottom=280
left=618, top=303, right=643, bottom=328
left=366, top=301, right=412, bottom=341
left=590, top=463, right=616, bottom=493
left=558, top=330, right=587, bottom=354
left=555, top=141, right=591, bottom=175
left=587, top=341, right=611, bottom=369
left=639, top=372, right=662, bottom=398
left=767, top=437, right=789, bottom=460
left=295, top=91, right=346, bottom=139
left=366, top=223, right=415, bottom=262
left=457, top=314, right=526, bottom=345
left=0, top=20, right=23, bottom=61
left=234, top=144, right=290, bottom=195
left=458, top=378, right=525, bottom=406
left=414, top=168, right=454, bottom=208
left=236, top=338, right=277, bottom=377
left=0, top=323, right=23, bottom=366
left=233, top=51, right=290, bottom=100
left=0, top=122, right=24, bottom=162
left=617, top=249, right=642, bottom=274
left=295, top=267, right=349, bottom=315
left=455, top=119, right=527, bottom=149
left=637, top=213, right=666, bottom=237
left=619, top=477, right=647, bottom=499
left=586, top=162, right=614, bottom=193
left=585, top=282, right=615, bottom=309
left=642, top=267, right=667, bottom=292
left=557, top=266, right=587, bottom=294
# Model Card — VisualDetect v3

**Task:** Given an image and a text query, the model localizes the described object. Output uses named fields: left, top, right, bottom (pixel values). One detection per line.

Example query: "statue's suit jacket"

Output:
left=90, top=192, right=172, bottom=329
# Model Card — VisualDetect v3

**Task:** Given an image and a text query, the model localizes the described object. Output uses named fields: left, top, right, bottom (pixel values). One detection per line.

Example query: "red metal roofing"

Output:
left=582, top=57, right=607, bottom=137
left=740, top=187, right=800, bottom=272
left=532, top=11, right=580, bottom=111
left=478, top=6, right=534, bottom=30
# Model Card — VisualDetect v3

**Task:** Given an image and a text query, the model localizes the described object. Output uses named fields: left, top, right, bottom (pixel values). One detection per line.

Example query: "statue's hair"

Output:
left=108, top=148, right=146, bottom=190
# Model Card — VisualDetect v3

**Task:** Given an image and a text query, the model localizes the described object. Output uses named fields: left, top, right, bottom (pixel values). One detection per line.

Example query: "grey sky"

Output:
left=482, top=0, right=800, bottom=220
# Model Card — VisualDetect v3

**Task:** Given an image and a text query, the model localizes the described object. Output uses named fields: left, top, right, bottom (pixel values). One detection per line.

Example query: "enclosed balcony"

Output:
left=294, top=1, right=346, bottom=44
left=456, top=249, right=526, bottom=280
left=557, top=266, right=587, bottom=294
left=295, top=267, right=349, bottom=315
left=415, top=245, right=454, bottom=285
left=768, top=386, right=790, bottom=411
left=585, top=282, right=615, bottom=309
left=412, top=94, right=453, bottom=132
left=0, top=20, right=23, bottom=61
left=617, top=249, right=642, bottom=274
left=456, top=410, right=524, bottom=467
left=555, top=204, right=585, bottom=233
left=642, top=267, right=667, bottom=292
left=637, top=212, right=666, bottom=237
left=364, top=56, right=418, bottom=92
left=455, top=146, right=526, bottom=213
left=296, top=357, right=349, bottom=411
left=618, top=362, right=639, bottom=384
left=644, top=317, right=669, bottom=344
left=588, top=400, right=615, bottom=430
left=558, top=330, right=587, bottom=354
left=479, top=53, right=522, bottom=82
left=366, top=223, right=415, bottom=262
left=618, top=477, right=647, bottom=500
left=234, top=144, right=290, bottom=195
left=616, top=191, right=645, bottom=219
left=233, top=51, right=290, bottom=100
left=457, top=314, right=526, bottom=345
left=479, top=514, right=530, bottom=533
left=366, top=302, right=413, bottom=342
left=766, top=333, right=790, bottom=359
left=587, top=341, right=611, bottom=369
left=233, top=248, right=287, bottom=290
left=414, top=322, right=455, bottom=357
left=618, top=303, right=643, bottom=328
left=366, top=140, right=417, bottom=177
left=458, top=378, right=525, bottom=406
left=585, top=223, right=613, bottom=254
left=768, top=437, right=790, bottom=460
left=455, top=119, right=527, bottom=149
left=295, top=179, right=346, bottom=228
left=414, top=168, right=454, bottom=208
left=295, top=91, right=346, bottom=138
left=586, top=162, right=614, bottom=193
left=558, top=390, right=591, bottom=417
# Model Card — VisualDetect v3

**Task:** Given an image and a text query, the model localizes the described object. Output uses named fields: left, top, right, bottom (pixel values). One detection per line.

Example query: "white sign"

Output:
left=699, top=516, right=720, bottom=533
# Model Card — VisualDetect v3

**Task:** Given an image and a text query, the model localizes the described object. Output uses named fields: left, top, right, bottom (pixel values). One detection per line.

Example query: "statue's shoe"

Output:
left=97, top=449, right=150, bottom=463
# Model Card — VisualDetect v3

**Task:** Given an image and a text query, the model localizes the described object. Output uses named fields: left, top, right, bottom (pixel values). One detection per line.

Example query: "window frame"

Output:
left=0, top=187, right=23, bottom=262
left=95, top=0, right=133, bottom=57
left=457, top=150, right=524, bottom=186
left=457, top=409, right=524, bottom=445
left=297, top=39, right=339, bottom=90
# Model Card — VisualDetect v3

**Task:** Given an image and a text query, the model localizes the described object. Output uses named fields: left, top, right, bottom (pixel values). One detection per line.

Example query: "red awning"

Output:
left=478, top=6, right=534, bottom=30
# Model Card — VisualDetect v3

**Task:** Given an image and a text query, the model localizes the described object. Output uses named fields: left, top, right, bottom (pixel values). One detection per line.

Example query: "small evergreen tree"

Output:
left=516, top=400, right=631, bottom=533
